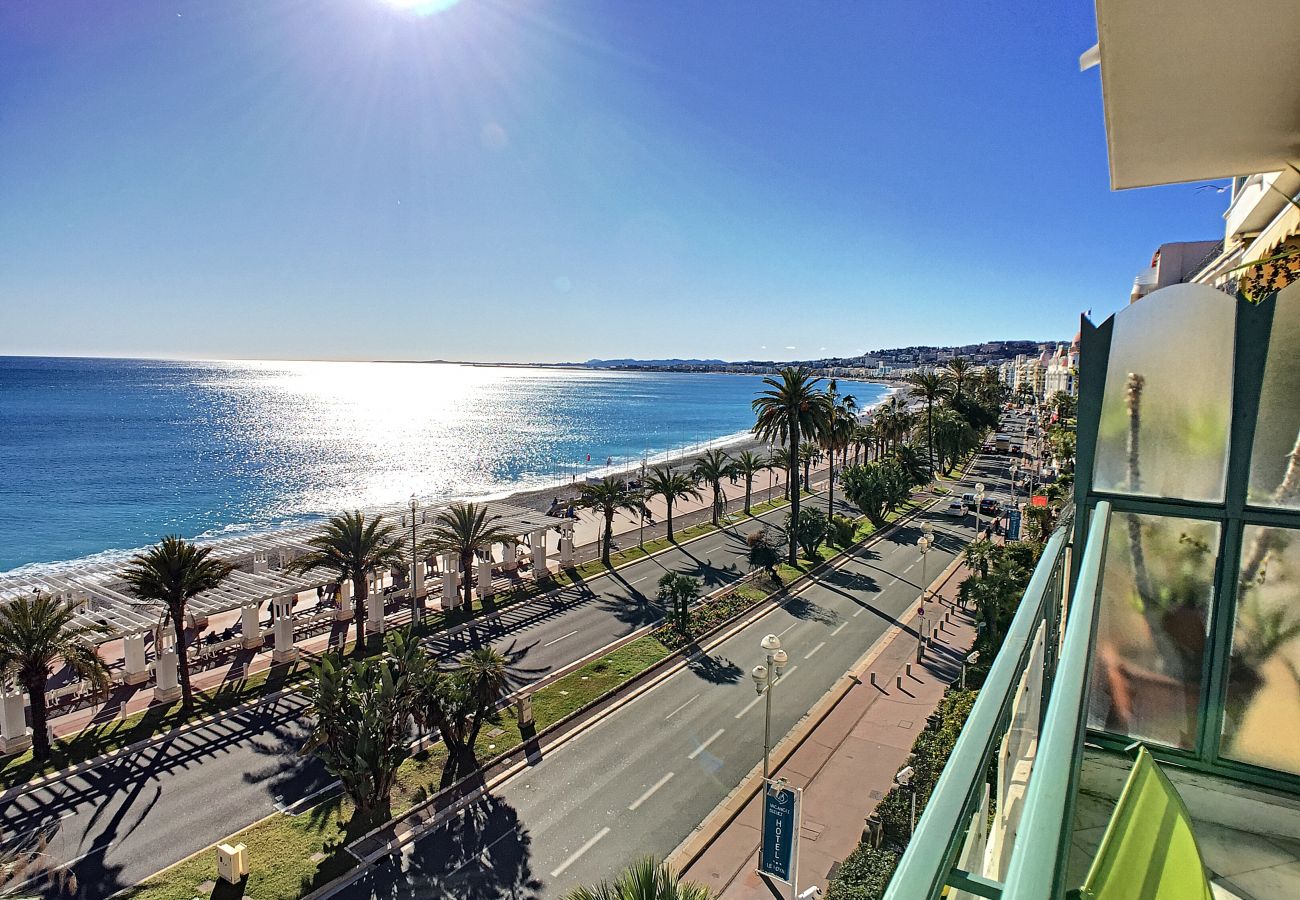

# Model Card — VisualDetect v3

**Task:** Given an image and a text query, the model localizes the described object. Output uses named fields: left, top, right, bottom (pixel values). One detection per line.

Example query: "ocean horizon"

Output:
left=0, top=356, right=889, bottom=575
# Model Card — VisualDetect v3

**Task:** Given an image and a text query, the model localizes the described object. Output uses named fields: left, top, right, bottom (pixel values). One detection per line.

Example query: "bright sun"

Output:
left=380, top=0, right=466, bottom=14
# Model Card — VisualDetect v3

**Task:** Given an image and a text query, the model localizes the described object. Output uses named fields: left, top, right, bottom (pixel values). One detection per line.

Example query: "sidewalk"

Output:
left=677, top=560, right=978, bottom=898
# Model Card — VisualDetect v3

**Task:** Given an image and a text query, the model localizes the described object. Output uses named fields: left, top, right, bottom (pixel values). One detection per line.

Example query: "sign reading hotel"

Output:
left=759, top=779, right=801, bottom=885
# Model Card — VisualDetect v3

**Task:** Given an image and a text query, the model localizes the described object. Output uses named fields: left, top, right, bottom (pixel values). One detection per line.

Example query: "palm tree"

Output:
left=800, top=443, right=819, bottom=492
left=563, top=857, right=714, bottom=900
left=752, top=367, right=829, bottom=566
left=642, top=466, right=702, bottom=542
left=945, top=357, right=973, bottom=402
left=731, top=450, right=769, bottom=515
left=692, top=449, right=735, bottom=526
left=121, top=536, right=234, bottom=712
left=768, top=447, right=794, bottom=499
left=291, top=511, right=407, bottom=659
left=962, top=539, right=995, bottom=579
left=823, top=381, right=857, bottom=517
left=578, top=476, right=646, bottom=566
left=458, top=645, right=512, bottom=753
left=423, top=502, right=517, bottom=610
left=0, top=593, right=108, bottom=762
left=905, top=371, right=953, bottom=477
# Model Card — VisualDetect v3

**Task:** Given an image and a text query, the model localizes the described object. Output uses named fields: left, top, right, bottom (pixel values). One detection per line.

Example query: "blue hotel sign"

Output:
left=1007, top=508, right=1022, bottom=541
left=759, top=781, right=801, bottom=884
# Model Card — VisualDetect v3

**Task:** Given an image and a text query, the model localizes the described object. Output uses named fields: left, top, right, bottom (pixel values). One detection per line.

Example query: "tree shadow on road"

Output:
left=345, top=795, right=543, bottom=900
left=685, top=648, right=744, bottom=685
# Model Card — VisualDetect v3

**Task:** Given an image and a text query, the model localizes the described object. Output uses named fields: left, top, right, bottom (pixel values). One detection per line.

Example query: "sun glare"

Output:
left=380, top=0, right=465, bottom=15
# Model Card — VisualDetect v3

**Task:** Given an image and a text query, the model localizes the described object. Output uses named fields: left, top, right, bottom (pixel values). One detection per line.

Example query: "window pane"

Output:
left=1220, top=524, right=1300, bottom=774
left=1088, top=512, right=1220, bottom=749
left=1092, top=284, right=1233, bottom=503
left=1248, top=281, right=1300, bottom=509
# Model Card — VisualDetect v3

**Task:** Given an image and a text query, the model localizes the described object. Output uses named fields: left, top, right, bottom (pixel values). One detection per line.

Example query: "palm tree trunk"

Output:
left=925, top=403, right=935, bottom=481
left=666, top=500, right=675, bottom=541
left=462, top=550, right=474, bottom=608
left=353, top=574, right=368, bottom=658
left=788, top=427, right=800, bottom=567
left=603, top=510, right=614, bottom=565
left=171, top=602, right=195, bottom=712
left=744, top=476, right=752, bottom=515
left=712, top=483, right=721, bottom=525
left=24, top=672, right=51, bottom=762
left=828, top=444, right=836, bottom=518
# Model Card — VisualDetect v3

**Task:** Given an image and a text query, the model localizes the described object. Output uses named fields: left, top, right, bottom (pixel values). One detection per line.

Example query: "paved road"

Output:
left=332, top=455, right=1018, bottom=899
left=1, top=489, right=863, bottom=898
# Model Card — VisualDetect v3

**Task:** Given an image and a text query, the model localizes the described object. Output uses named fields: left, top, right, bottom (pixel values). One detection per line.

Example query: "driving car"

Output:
left=946, top=500, right=966, bottom=517
left=979, top=497, right=1001, bottom=516
left=962, top=492, right=976, bottom=510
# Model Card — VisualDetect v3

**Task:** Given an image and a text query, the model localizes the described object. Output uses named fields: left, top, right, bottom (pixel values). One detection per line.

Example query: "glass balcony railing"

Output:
left=886, top=500, right=1300, bottom=899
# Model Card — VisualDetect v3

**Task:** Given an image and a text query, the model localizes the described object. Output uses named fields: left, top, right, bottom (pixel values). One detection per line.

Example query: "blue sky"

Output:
left=0, top=1, right=1230, bottom=363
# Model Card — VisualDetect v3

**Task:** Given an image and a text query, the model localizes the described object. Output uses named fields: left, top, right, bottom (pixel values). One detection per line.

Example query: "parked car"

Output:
left=946, top=500, right=966, bottom=517
left=979, top=497, right=1001, bottom=516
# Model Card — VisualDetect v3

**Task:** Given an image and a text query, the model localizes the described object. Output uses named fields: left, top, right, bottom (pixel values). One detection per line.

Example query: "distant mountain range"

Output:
left=581, top=358, right=728, bottom=367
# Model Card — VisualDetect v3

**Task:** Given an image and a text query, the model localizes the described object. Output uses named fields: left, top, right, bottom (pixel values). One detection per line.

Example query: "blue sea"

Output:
left=0, top=357, right=888, bottom=573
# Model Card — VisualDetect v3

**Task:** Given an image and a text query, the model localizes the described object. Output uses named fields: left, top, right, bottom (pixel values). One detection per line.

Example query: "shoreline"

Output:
left=0, top=386, right=896, bottom=580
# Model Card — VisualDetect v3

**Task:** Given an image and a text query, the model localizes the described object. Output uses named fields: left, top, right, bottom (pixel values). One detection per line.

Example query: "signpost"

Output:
left=759, top=779, right=802, bottom=893
left=1006, top=508, right=1022, bottom=541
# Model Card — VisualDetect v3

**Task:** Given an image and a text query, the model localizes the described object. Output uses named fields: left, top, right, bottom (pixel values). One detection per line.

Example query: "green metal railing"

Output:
left=883, top=524, right=1073, bottom=900
left=1002, top=501, right=1111, bottom=899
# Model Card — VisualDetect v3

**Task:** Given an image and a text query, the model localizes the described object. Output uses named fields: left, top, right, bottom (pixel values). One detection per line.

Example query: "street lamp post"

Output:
left=916, top=528, right=933, bottom=662
left=974, top=482, right=986, bottom=539
left=895, top=765, right=916, bottom=835
left=639, top=457, right=648, bottom=550
left=918, top=522, right=934, bottom=621
left=751, top=633, right=789, bottom=779
left=408, top=494, right=420, bottom=627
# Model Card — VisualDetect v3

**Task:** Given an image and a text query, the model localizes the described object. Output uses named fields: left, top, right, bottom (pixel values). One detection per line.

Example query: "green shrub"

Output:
left=826, top=846, right=899, bottom=900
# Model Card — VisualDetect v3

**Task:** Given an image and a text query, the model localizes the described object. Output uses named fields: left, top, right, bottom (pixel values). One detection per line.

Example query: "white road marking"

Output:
left=629, top=576, right=646, bottom=585
left=550, top=827, right=611, bottom=878
left=666, top=693, right=701, bottom=720
left=628, top=772, right=675, bottom=810
left=688, top=728, right=725, bottom=759
left=804, top=641, right=826, bottom=660
left=735, top=692, right=764, bottom=718
left=779, top=621, right=798, bottom=636
left=852, top=607, right=866, bottom=617
left=543, top=630, right=579, bottom=647
left=904, top=561, right=917, bottom=573
left=831, top=622, right=847, bottom=636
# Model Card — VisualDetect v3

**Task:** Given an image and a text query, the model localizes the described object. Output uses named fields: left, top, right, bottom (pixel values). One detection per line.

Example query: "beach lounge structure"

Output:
left=0, top=497, right=574, bottom=755
left=883, top=4, right=1300, bottom=898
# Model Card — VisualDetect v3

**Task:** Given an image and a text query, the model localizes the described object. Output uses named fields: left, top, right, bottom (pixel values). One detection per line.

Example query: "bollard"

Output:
left=906, top=663, right=912, bottom=678
left=897, top=674, right=904, bottom=692
left=870, top=671, right=878, bottom=689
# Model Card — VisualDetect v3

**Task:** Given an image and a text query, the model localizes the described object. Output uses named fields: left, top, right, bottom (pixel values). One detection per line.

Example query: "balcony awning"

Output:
left=1090, top=0, right=1300, bottom=189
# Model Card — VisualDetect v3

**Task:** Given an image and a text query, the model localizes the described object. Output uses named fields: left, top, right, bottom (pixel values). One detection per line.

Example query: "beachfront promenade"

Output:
left=0, top=459, right=842, bottom=897
left=7, top=455, right=813, bottom=744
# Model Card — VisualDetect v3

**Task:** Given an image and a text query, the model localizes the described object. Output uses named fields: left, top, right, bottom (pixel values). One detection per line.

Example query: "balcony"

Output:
left=885, top=279, right=1300, bottom=899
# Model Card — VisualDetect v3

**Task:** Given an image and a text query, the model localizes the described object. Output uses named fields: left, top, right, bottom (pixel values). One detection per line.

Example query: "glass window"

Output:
left=1088, top=512, right=1220, bottom=749
left=1248, top=281, right=1300, bottom=509
left=1220, top=524, right=1300, bottom=774
left=1092, top=284, right=1234, bottom=503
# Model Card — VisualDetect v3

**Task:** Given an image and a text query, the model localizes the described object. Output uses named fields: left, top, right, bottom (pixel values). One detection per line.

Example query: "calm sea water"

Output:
left=0, top=357, right=888, bottom=573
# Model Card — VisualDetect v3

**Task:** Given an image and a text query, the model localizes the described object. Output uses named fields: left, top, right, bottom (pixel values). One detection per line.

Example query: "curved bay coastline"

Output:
left=0, top=358, right=893, bottom=577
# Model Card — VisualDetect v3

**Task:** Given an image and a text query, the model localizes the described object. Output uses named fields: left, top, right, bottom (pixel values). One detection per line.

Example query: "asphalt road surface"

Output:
left=332, top=454, right=1018, bottom=899
left=2, top=489, right=864, bottom=898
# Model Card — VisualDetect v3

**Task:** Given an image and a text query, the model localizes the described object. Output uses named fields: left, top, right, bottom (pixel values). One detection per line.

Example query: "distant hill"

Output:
left=581, top=358, right=728, bottom=368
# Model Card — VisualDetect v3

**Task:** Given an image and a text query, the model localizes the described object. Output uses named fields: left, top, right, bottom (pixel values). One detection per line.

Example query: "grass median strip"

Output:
left=118, top=633, right=676, bottom=900
left=119, top=493, right=919, bottom=900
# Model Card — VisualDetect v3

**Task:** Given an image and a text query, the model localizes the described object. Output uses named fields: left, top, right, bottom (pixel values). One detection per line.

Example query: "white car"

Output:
left=946, top=500, right=965, bottom=517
